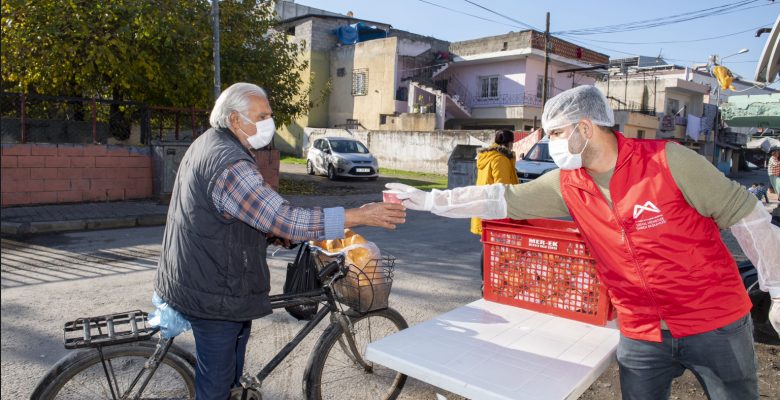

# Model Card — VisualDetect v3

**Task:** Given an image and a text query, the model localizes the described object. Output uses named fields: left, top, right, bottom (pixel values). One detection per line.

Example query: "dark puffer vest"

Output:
left=155, top=128, right=272, bottom=321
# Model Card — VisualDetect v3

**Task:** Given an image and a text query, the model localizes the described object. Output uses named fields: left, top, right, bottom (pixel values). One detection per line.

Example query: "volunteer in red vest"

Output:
left=386, top=85, right=780, bottom=400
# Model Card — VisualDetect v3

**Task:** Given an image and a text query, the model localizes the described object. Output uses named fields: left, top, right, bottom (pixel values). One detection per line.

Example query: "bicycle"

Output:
left=31, top=242, right=409, bottom=400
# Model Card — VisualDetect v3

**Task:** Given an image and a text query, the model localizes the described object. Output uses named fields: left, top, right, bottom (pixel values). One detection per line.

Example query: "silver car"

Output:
left=307, top=137, right=379, bottom=180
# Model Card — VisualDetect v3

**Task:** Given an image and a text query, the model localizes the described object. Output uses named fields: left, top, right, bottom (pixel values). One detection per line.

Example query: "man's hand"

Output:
left=771, top=298, right=780, bottom=335
left=265, top=233, right=294, bottom=249
left=345, top=202, right=406, bottom=229
left=385, top=183, right=432, bottom=211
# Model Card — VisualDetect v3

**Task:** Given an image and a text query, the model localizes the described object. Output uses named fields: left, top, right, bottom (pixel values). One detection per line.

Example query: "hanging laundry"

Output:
left=686, top=115, right=702, bottom=141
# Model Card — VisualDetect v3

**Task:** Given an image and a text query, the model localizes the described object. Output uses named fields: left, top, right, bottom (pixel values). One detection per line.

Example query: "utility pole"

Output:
left=541, top=12, right=551, bottom=108
left=212, top=0, right=221, bottom=100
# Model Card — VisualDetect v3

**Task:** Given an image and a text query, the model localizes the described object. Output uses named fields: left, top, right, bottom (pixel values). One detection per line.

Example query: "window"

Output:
left=525, top=142, right=553, bottom=162
left=637, top=130, right=645, bottom=139
left=352, top=69, right=368, bottom=96
left=536, top=76, right=553, bottom=100
left=336, top=68, right=345, bottom=77
left=330, top=139, right=369, bottom=154
left=479, top=76, right=499, bottom=98
left=665, top=99, right=680, bottom=116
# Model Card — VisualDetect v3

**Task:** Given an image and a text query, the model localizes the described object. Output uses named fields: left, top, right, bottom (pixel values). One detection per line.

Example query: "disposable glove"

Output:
left=385, top=183, right=432, bottom=211
left=731, top=201, right=780, bottom=296
left=771, top=298, right=780, bottom=335
left=385, top=183, right=507, bottom=219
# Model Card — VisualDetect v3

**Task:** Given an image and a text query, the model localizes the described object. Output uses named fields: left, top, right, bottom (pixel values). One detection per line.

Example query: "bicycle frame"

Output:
left=238, top=267, right=368, bottom=392
left=90, top=252, right=371, bottom=399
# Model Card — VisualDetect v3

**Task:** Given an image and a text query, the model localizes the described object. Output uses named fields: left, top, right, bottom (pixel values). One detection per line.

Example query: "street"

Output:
left=2, top=190, right=779, bottom=399
left=1, top=200, right=482, bottom=399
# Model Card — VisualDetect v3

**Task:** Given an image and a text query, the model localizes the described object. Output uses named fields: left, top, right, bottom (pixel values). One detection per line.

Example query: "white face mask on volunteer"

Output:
left=238, top=113, right=276, bottom=149
left=548, top=123, right=589, bottom=170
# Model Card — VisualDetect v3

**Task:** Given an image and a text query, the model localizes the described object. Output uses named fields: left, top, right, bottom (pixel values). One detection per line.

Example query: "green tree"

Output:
left=217, top=0, right=311, bottom=127
left=1, top=0, right=312, bottom=133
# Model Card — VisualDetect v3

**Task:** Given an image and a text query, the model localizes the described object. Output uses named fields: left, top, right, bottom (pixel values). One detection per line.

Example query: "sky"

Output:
left=296, top=0, right=779, bottom=86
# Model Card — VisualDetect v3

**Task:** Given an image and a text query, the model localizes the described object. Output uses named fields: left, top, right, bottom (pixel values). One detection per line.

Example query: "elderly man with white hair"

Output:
left=389, top=85, right=780, bottom=400
left=155, top=82, right=406, bottom=399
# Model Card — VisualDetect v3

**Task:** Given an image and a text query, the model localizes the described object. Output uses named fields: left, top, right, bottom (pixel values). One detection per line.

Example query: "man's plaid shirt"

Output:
left=212, top=160, right=343, bottom=241
left=769, top=156, right=780, bottom=176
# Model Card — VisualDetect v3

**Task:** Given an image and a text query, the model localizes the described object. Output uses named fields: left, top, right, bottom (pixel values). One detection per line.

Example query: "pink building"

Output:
left=409, top=30, right=609, bottom=130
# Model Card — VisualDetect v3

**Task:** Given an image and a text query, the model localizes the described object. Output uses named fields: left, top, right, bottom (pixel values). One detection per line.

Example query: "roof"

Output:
left=277, top=13, right=391, bottom=30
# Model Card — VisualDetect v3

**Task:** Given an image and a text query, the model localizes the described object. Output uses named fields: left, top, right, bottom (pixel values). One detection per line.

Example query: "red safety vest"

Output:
left=560, top=133, right=751, bottom=342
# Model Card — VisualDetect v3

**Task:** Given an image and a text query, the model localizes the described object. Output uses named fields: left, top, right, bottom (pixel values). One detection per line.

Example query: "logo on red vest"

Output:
left=633, top=201, right=666, bottom=230
left=633, top=201, right=660, bottom=219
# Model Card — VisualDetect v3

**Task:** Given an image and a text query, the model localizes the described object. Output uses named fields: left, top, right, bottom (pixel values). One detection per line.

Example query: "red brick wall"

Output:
left=1, top=144, right=153, bottom=207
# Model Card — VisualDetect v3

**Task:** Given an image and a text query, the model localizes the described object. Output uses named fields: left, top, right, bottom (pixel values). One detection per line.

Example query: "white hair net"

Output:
left=541, top=85, right=614, bottom=132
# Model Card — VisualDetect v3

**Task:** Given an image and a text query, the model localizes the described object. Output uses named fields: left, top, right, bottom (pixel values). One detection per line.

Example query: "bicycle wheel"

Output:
left=303, top=307, right=408, bottom=400
left=31, top=341, right=195, bottom=400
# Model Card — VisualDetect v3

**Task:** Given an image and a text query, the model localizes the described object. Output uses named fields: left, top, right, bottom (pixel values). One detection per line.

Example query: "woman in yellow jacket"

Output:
left=471, top=130, right=519, bottom=235
left=472, top=130, right=519, bottom=292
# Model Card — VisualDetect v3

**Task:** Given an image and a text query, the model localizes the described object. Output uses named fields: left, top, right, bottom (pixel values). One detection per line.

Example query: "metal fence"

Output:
left=0, top=92, right=210, bottom=144
left=606, top=97, right=656, bottom=116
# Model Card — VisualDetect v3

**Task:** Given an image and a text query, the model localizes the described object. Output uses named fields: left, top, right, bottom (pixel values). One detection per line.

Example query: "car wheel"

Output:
left=306, top=160, right=315, bottom=175
left=327, top=165, right=337, bottom=181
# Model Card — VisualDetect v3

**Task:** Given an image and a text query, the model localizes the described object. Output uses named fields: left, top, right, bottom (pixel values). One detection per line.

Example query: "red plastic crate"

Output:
left=481, top=218, right=612, bottom=326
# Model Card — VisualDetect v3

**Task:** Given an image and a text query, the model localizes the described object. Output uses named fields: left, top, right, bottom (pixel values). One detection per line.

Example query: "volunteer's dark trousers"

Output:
left=617, top=313, right=758, bottom=400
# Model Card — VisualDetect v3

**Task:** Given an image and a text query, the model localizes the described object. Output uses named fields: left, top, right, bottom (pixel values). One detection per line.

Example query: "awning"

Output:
left=715, top=140, right=741, bottom=150
left=746, top=137, right=780, bottom=152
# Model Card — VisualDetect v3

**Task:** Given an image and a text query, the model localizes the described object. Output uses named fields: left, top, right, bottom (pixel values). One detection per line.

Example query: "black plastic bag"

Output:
left=282, top=243, right=321, bottom=320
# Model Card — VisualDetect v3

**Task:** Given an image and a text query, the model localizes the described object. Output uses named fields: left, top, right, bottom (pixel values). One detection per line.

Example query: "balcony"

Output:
left=470, top=92, right=543, bottom=108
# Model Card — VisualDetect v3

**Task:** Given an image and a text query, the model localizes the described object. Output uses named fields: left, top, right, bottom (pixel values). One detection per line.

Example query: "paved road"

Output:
left=3, top=169, right=778, bottom=399
left=1, top=203, right=481, bottom=399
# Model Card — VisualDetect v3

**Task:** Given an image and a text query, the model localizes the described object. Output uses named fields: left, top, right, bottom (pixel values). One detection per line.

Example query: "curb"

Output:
left=0, top=214, right=167, bottom=237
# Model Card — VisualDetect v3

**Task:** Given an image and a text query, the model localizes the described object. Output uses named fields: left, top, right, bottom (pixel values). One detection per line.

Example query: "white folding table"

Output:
left=365, top=299, right=620, bottom=400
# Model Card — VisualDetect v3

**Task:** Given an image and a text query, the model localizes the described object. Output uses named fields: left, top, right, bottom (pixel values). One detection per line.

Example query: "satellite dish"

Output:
left=755, top=15, right=780, bottom=83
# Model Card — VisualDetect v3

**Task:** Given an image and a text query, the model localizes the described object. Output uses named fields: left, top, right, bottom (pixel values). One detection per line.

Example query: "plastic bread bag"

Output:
left=148, top=292, right=191, bottom=339
left=312, top=229, right=384, bottom=286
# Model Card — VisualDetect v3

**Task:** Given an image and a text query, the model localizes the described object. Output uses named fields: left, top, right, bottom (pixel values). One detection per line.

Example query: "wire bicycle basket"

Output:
left=312, top=246, right=396, bottom=313
left=333, top=256, right=395, bottom=313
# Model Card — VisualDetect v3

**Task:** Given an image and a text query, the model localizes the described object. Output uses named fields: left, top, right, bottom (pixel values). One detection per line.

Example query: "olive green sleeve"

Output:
left=665, top=142, right=756, bottom=229
left=504, top=169, right=571, bottom=220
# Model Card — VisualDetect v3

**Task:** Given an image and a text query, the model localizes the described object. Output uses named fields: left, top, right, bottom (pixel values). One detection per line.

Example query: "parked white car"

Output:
left=515, top=137, right=558, bottom=183
left=307, top=137, right=379, bottom=180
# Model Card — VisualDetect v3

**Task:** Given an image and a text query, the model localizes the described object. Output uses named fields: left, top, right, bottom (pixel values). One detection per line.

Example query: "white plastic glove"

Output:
left=385, top=183, right=433, bottom=211
left=730, top=201, right=780, bottom=297
left=385, top=183, right=508, bottom=219
left=771, top=298, right=780, bottom=335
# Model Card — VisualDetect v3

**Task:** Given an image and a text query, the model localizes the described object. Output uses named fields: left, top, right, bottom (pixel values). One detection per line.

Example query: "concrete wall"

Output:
left=449, top=30, right=608, bottom=65
left=304, top=128, right=495, bottom=174
left=453, top=59, right=527, bottom=99
left=329, top=37, right=398, bottom=130
left=1, top=144, right=152, bottom=207
left=450, top=31, right=534, bottom=56
left=613, top=111, right=659, bottom=139
left=276, top=18, right=335, bottom=156
left=381, top=113, right=436, bottom=131
left=594, top=77, right=706, bottom=137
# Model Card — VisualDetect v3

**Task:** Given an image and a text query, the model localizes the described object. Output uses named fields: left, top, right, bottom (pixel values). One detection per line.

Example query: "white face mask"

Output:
left=238, top=113, right=275, bottom=149
left=548, top=123, right=589, bottom=170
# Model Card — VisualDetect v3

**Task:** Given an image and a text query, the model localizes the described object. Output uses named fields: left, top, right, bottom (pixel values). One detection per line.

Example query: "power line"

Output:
left=414, top=0, right=523, bottom=30
left=578, top=24, right=771, bottom=45
left=462, top=0, right=540, bottom=31
left=554, top=0, right=771, bottom=35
